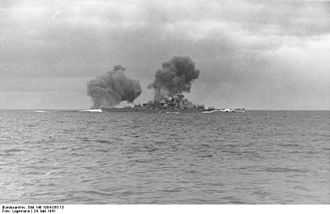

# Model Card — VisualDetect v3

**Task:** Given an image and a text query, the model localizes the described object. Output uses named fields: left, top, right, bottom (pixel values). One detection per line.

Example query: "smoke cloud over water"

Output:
left=148, top=56, right=200, bottom=101
left=87, top=65, right=142, bottom=108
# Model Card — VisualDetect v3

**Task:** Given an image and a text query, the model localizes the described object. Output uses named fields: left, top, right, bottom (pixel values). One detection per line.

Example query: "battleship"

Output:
left=100, top=94, right=246, bottom=113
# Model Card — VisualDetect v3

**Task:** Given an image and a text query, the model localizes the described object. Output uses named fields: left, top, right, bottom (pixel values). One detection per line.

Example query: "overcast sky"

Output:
left=0, top=0, right=330, bottom=109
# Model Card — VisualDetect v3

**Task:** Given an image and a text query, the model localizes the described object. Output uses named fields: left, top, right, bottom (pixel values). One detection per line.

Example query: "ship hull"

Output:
left=101, top=107, right=208, bottom=113
left=100, top=107, right=246, bottom=113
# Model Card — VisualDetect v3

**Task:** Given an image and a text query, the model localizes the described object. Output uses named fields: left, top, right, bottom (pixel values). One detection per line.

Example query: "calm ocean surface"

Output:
left=0, top=110, right=329, bottom=203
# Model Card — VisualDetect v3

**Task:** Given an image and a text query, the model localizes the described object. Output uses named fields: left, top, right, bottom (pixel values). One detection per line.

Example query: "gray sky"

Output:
left=0, top=0, right=330, bottom=109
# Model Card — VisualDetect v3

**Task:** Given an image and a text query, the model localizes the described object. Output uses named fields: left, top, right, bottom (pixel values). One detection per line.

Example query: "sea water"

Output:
left=0, top=110, right=329, bottom=203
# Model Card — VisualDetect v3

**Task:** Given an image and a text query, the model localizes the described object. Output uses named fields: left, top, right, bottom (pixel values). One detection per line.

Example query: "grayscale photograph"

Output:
left=0, top=0, right=330, bottom=204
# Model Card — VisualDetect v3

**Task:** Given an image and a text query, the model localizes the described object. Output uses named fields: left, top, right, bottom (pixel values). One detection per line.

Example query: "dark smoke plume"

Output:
left=87, top=65, right=142, bottom=108
left=148, top=56, right=200, bottom=101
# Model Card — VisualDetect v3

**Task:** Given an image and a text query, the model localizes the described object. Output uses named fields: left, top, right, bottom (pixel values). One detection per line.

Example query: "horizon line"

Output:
left=0, top=108, right=329, bottom=111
